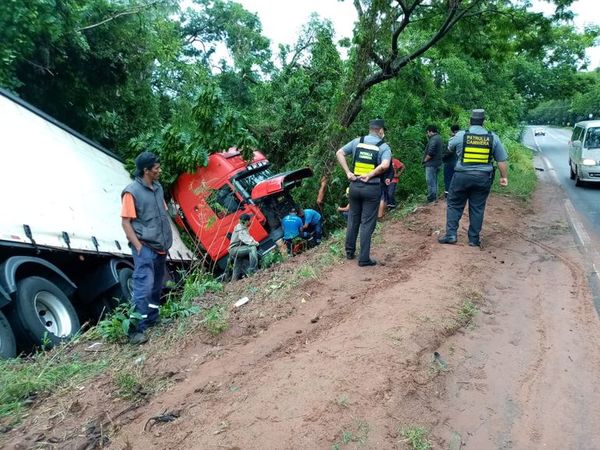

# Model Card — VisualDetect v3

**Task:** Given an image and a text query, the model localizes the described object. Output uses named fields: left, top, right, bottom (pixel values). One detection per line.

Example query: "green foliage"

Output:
left=297, top=264, right=318, bottom=279
left=160, top=295, right=200, bottom=320
left=161, top=269, right=222, bottom=319
left=0, top=352, right=106, bottom=421
left=332, top=420, right=370, bottom=448
left=202, top=305, right=229, bottom=335
left=115, top=371, right=146, bottom=400
left=458, top=301, right=477, bottom=323
left=496, top=137, right=537, bottom=200
left=260, top=249, right=284, bottom=269
left=1, top=0, right=590, bottom=223
left=96, top=304, right=141, bottom=343
left=180, top=270, right=223, bottom=305
left=400, top=426, right=432, bottom=450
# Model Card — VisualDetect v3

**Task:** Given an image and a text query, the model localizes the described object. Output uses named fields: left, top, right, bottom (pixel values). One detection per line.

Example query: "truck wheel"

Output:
left=0, top=311, right=17, bottom=359
left=114, top=267, right=134, bottom=304
left=8, top=276, right=80, bottom=350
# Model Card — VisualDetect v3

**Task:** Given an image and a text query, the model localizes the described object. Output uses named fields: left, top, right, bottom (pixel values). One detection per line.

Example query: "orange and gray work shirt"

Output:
left=229, top=223, right=258, bottom=250
left=121, top=192, right=169, bottom=254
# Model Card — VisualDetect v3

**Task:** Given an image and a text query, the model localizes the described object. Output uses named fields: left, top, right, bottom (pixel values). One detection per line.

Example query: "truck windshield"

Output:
left=236, top=168, right=274, bottom=193
left=584, top=127, right=600, bottom=149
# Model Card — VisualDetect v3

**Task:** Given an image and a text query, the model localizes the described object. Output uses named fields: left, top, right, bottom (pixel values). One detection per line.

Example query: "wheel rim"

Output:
left=34, top=291, right=73, bottom=337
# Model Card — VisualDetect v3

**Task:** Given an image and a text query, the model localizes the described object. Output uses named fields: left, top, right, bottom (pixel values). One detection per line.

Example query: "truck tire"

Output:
left=116, top=267, right=134, bottom=303
left=90, top=268, right=134, bottom=322
left=7, top=276, right=80, bottom=350
left=0, top=311, right=17, bottom=359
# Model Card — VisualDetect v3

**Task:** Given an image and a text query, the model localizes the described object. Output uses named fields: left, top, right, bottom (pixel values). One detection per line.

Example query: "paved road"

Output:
left=523, top=125, right=600, bottom=239
left=524, top=125, right=600, bottom=316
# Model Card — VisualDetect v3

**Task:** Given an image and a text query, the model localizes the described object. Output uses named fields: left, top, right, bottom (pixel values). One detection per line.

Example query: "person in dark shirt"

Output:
left=422, top=124, right=443, bottom=203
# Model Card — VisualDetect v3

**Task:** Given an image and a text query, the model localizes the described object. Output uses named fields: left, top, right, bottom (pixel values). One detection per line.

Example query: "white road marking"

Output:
left=564, top=199, right=600, bottom=284
left=541, top=155, right=559, bottom=184
left=564, top=199, right=591, bottom=247
left=534, top=129, right=600, bottom=286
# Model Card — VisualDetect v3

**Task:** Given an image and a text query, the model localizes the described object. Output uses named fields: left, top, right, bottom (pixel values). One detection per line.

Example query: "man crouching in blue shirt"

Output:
left=281, top=208, right=304, bottom=255
left=298, top=207, right=323, bottom=245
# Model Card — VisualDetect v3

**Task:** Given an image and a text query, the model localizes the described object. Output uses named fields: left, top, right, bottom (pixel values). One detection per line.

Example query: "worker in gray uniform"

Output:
left=438, top=109, right=508, bottom=247
left=336, top=119, right=391, bottom=266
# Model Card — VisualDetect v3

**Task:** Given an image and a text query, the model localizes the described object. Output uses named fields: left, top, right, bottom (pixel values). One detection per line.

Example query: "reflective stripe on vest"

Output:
left=352, top=137, right=384, bottom=176
left=462, top=132, right=493, bottom=164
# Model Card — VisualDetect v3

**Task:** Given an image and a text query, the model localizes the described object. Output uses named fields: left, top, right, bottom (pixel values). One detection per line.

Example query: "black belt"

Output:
left=458, top=170, right=492, bottom=177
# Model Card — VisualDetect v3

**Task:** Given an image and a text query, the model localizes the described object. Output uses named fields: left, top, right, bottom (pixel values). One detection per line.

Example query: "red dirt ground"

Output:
left=3, top=172, right=600, bottom=450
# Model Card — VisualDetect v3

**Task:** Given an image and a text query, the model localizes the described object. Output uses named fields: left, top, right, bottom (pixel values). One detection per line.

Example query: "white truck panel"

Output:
left=0, top=92, right=193, bottom=262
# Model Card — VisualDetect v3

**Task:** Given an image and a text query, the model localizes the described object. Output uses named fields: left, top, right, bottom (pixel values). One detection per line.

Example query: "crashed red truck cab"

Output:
left=171, top=149, right=313, bottom=271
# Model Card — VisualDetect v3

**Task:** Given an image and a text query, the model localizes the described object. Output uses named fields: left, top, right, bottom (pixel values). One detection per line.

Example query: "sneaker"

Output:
left=468, top=241, right=480, bottom=247
left=358, top=259, right=377, bottom=267
left=129, top=332, right=148, bottom=345
left=346, top=252, right=355, bottom=260
left=438, top=235, right=457, bottom=244
left=387, top=204, right=397, bottom=209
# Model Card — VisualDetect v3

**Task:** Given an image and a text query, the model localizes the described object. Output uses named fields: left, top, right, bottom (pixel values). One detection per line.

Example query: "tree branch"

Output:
left=77, top=1, right=163, bottom=32
left=353, top=0, right=364, bottom=18
left=391, top=0, right=422, bottom=58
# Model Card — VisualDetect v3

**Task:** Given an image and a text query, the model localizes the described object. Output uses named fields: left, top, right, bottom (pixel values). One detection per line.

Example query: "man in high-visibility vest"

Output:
left=438, top=109, right=508, bottom=247
left=336, top=119, right=391, bottom=266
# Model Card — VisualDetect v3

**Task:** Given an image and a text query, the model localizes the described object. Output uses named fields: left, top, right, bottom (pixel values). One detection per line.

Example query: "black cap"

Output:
left=369, top=118, right=386, bottom=130
left=135, top=151, right=159, bottom=177
left=471, top=109, right=485, bottom=120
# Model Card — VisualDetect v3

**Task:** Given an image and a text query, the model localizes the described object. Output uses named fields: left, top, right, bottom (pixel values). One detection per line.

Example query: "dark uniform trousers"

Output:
left=445, top=171, right=493, bottom=243
left=346, top=182, right=380, bottom=263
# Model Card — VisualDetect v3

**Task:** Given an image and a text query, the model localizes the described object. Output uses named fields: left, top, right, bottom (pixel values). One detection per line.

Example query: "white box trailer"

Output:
left=0, top=89, right=194, bottom=358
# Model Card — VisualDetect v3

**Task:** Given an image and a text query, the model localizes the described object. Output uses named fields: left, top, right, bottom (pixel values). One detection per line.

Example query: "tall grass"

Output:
left=0, top=351, right=107, bottom=423
left=494, top=136, right=536, bottom=200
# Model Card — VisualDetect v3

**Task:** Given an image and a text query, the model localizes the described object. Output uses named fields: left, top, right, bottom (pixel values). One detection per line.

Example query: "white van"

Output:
left=569, top=120, right=600, bottom=186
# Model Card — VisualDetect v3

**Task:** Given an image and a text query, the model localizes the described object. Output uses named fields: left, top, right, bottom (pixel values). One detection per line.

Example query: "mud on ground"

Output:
left=3, top=173, right=600, bottom=450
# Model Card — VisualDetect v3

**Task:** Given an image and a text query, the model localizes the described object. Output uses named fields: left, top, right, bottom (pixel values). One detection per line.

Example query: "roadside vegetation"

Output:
left=1, top=0, right=594, bottom=437
left=0, top=344, right=108, bottom=425
left=0, top=269, right=223, bottom=427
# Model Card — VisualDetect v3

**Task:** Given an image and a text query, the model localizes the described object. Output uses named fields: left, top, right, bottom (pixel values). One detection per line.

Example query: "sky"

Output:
left=235, top=0, right=600, bottom=70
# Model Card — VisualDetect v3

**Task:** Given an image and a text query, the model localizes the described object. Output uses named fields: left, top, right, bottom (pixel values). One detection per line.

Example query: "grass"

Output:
left=0, top=349, right=107, bottom=424
left=457, top=300, right=477, bottom=323
left=336, top=393, right=349, bottom=408
left=179, top=270, right=223, bottom=304
left=260, top=248, right=285, bottom=269
left=202, top=305, right=229, bottom=335
left=115, top=371, right=146, bottom=400
left=400, top=425, right=432, bottom=450
left=297, top=264, right=318, bottom=279
left=332, top=420, right=370, bottom=449
left=443, top=301, right=477, bottom=335
left=493, top=139, right=536, bottom=200
left=92, top=303, right=140, bottom=343
left=389, top=193, right=427, bottom=220
left=91, top=269, right=221, bottom=343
